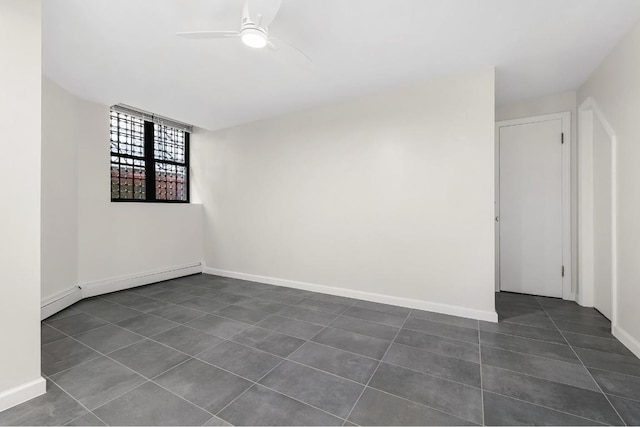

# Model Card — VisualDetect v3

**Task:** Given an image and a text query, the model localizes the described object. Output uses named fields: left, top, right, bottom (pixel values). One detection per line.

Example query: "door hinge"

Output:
left=562, top=265, right=565, bottom=277
left=561, top=133, right=564, bottom=144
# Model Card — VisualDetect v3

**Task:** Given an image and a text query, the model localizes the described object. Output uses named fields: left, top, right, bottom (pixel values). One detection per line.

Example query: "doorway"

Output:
left=496, top=113, right=572, bottom=299
left=578, top=98, right=617, bottom=322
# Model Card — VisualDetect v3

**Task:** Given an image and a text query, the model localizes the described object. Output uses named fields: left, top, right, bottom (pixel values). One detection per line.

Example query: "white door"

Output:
left=593, top=119, right=613, bottom=319
left=499, top=119, right=563, bottom=297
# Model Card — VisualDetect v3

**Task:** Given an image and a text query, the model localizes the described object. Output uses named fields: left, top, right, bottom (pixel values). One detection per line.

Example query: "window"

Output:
left=110, top=106, right=190, bottom=202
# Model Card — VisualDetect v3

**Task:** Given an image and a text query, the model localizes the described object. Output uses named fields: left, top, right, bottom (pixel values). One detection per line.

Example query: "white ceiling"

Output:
left=43, top=0, right=640, bottom=130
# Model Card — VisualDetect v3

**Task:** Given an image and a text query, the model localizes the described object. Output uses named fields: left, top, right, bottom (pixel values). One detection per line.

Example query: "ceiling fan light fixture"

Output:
left=241, top=28, right=267, bottom=48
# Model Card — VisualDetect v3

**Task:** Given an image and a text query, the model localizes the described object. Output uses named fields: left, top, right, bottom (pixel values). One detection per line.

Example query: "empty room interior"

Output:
left=2, top=0, right=640, bottom=425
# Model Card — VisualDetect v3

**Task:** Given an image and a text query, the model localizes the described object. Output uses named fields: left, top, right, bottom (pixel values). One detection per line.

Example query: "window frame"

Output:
left=110, top=112, right=190, bottom=204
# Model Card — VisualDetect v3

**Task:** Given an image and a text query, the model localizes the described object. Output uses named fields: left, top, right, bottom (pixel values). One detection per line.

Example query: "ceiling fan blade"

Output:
left=176, top=31, right=240, bottom=39
left=270, top=36, right=312, bottom=62
left=247, top=0, right=282, bottom=28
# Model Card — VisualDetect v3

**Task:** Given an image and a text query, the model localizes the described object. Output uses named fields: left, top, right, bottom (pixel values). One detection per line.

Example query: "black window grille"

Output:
left=110, top=109, right=189, bottom=202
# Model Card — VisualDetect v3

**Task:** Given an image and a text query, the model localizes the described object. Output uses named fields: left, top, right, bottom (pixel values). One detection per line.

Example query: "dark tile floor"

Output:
left=1, top=274, right=639, bottom=425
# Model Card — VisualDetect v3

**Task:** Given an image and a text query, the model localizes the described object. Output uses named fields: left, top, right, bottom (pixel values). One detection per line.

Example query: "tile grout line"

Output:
left=341, top=308, right=413, bottom=426
left=211, top=296, right=364, bottom=424
left=47, top=284, right=490, bottom=425
left=42, top=373, right=110, bottom=427
left=45, top=323, right=222, bottom=421
left=536, top=297, right=628, bottom=426
left=482, top=390, right=624, bottom=426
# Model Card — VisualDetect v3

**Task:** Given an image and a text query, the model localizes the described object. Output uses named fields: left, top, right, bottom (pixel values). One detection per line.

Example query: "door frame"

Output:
left=577, top=97, right=617, bottom=325
left=495, top=112, right=573, bottom=300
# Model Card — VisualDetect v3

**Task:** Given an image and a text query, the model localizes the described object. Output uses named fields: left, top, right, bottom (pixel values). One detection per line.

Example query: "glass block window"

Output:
left=110, top=108, right=189, bottom=203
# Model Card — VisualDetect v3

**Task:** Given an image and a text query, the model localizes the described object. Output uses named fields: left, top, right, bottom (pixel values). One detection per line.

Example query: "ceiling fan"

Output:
left=176, top=0, right=311, bottom=62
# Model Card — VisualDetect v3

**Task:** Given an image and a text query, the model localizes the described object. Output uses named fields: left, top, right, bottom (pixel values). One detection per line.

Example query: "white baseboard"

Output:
left=204, top=267, right=498, bottom=322
left=613, top=324, right=640, bottom=359
left=0, top=377, right=46, bottom=413
left=81, top=262, right=203, bottom=298
left=41, top=286, right=83, bottom=320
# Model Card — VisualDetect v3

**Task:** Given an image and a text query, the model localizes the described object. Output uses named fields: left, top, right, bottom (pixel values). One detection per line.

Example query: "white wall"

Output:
left=40, top=78, right=204, bottom=303
left=75, top=92, right=204, bottom=291
left=0, top=0, right=46, bottom=411
left=41, top=78, right=79, bottom=302
left=496, top=91, right=578, bottom=297
left=579, top=23, right=640, bottom=355
left=193, top=69, right=497, bottom=320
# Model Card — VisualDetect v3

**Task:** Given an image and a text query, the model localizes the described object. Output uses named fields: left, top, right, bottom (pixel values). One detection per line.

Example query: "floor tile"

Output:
left=384, top=343, right=481, bottom=387
left=564, top=332, right=634, bottom=357
left=100, top=291, right=144, bottom=305
left=410, top=310, right=479, bottom=329
left=480, top=330, right=579, bottom=364
left=352, top=300, right=411, bottom=317
left=236, top=299, right=288, bottom=314
left=608, top=395, right=640, bottom=426
left=312, top=327, right=391, bottom=359
left=589, top=368, right=640, bottom=400
left=215, top=305, right=272, bottom=324
left=482, top=364, right=623, bottom=425
left=555, top=320, right=613, bottom=338
left=547, top=311, right=611, bottom=328
left=218, top=384, right=343, bottom=426
left=48, top=313, right=108, bottom=336
left=574, top=347, right=640, bottom=378
left=395, top=329, right=479, bottom=363
left=260, top=360, right=364, bottom=418
left=216, top=285, right=266, bottom=297
left=151, top=325, right=224, bottom=356
left=499, top=308, right=556, bottom=330
left=108, top=339, right=190, bottom=378
left=73, top=324, right=144, bottom=354
left=497, top=292, right=542, bottom=307
left=155, top=358, right=251, bottom=414
left=296, top=298, right=351, bottom=315
left=483, top=391, right=604, bottom=426
left=202, top=416, right=232, bottom=426
left=277, top=306, right=338, bottom=325
left=232, top=326, right=306, bottom=357
left=128, top=285, right=167, bottom=298
left=65, top=412, right=106, bottom=426
left=257, top=315, right=323, bottom=340
left=348, top=387, right=475, bottom=426
left=75, top=300, right=140, bottom=323
left=42, top=337, right=101, bottom=376
left=44, top=307, right=82, bottom=322
left=308, top=293, right=357, bottom=307
left=42, top=324, right=67, bottom=345
left=0, top=381, right=86, bottom=426
left=403, top=317, right=479, bottom=344
left=51, top=356, right=146, bottom=410
left=342, top=306, right=406, bottom=327
left=119, top=296, right=173, bottom=313
left=147, top=290, right=195, bottom=304
left=93, top=382, right=211, bottom=426
left=179, top=297, right=229, bottom=314
left=481, top=345, right=599, bottom=391
left=116, top=314, right=179, bottom=338
left=148, top=305, right=207, bottom=324
left=197, top=340, right=282, bottom=381
left=185, top=314, right=252, bottom=339
left=208, top=292, right=255, bottom=306
left=369, top=362, right=482, bottom=424
left=329, top=315, right=399, bottom=341
left=289, top=341, right=378, bottom=384
left=255, top=291, right=306, bottom=305
left=480, top=320, right=565, bottom=344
